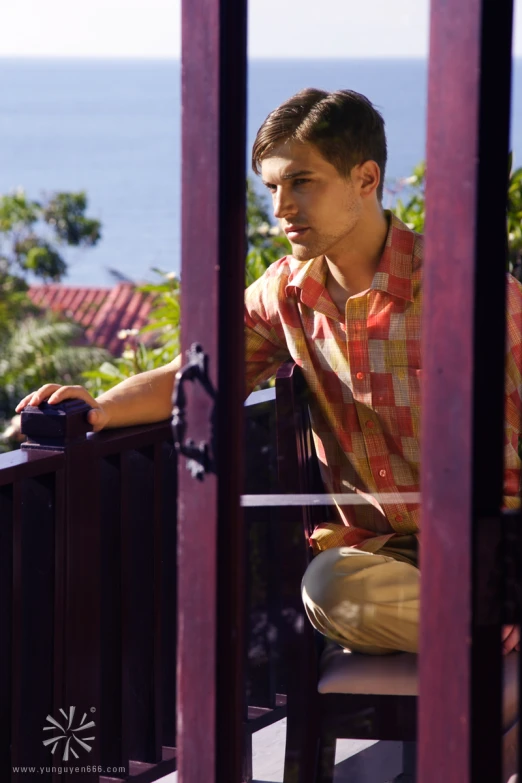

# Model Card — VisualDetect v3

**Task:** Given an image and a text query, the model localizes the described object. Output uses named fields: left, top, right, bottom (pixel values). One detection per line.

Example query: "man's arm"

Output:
left=244, top=263, right=291, bottom=395
left=17, top=259, right=291, bottom=430
left=16, top=355, right=182, bottom=432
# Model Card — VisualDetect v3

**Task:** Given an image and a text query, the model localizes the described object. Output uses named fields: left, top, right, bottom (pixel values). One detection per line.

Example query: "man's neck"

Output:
left=325, top=209, right=389, bottom=310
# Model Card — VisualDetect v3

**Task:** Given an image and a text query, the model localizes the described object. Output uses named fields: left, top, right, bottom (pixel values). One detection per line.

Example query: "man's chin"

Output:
left=289, top=243, right=316, bottom=262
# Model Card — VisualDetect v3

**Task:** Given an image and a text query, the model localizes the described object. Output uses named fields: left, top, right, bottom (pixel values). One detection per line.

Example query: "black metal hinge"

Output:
left=172, top=342, right=216, bottom=481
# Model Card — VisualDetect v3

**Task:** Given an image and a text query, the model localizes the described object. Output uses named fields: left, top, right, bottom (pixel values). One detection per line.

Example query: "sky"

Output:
left=1, top=0, right=521, bottom=59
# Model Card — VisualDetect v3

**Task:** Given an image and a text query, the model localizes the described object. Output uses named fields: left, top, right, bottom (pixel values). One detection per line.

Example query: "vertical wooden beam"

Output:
left=179, top=1, right=247, bottom=781
left=420, top=1, right=514, bottom=781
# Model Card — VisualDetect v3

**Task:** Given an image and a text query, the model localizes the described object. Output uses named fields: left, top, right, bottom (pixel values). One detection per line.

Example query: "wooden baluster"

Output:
left=99, top=453, right=127, bottom=774
left=120, top=446, right=162, bottom=768
left=11, top=474, right=61, bottom=783
left=159, top=440, right=177, bottom=754
left=0, top=483, right=13, bottom=780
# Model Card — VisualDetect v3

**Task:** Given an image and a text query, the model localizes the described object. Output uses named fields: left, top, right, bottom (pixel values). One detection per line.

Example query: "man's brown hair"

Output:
left=252, top=88, right=387, bottom=202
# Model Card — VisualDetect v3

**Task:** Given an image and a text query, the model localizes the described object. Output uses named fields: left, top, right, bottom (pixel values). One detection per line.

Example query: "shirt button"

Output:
left=379, top=469, right=386, bottom=477
left=365, top=421, right=374, bottom=429
left=395, top=514, right=403, bottom=523
left=356, top=372, right=364, bottom=380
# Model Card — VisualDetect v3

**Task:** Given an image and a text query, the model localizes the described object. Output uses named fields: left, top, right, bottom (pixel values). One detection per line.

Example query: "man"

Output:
left=16, top=87, right=521, bottom=771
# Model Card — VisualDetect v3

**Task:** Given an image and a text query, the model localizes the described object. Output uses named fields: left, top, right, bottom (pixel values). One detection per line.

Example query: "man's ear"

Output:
left=355, top=160, right=381, bottom=198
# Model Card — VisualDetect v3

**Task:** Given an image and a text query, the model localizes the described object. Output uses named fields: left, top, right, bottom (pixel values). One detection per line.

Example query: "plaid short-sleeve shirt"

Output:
left=245, top=212, right=522, bottom=554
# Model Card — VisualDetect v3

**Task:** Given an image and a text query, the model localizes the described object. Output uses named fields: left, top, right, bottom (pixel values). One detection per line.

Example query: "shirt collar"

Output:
left=285, top=211, right=418, bottom=309
left=370, top=211, right=417, bottom=302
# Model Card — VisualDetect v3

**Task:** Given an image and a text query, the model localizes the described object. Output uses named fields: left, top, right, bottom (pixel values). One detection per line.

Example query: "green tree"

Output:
left=0, top=188, right=103, bottom=339
left=0, top=274, right=38, bottom=337
left=0, top=189, right=101, bottom=282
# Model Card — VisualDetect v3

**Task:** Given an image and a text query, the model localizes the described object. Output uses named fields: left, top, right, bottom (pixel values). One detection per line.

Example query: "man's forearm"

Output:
left=96, top=355, right=182, bottom=428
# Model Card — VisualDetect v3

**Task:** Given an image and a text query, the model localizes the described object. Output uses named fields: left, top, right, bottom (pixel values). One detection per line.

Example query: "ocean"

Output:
left=0, top=57, right=521, bottom=287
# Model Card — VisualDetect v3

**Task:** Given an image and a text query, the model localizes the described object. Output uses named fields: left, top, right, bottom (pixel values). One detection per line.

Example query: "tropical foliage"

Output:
left=83, top=270, right=181, bottom=395
left=0, top=316, right=109, bottom=451
left=0, top=317, right=108, bottom=413
left=507, top=155, right=522, bottom=279
left=391, top=157, right=522, bottom=279
left=246, top=179, right=291, bottom=286
left=390, top=162, right=426, bottom=235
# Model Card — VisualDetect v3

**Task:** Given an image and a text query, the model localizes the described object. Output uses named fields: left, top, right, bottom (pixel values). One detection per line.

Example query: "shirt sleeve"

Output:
left=504, top=275, right=522, bottom=509
left=244, top=263, right=291, bottom=396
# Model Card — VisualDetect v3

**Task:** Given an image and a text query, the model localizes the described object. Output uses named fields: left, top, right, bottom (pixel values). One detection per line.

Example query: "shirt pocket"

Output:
left=371, top=366, right=422, bottom=443
left=391, top=366, right=422, bottom=409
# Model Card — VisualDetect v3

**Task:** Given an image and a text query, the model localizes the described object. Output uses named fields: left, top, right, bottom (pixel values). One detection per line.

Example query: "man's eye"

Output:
left=294, top=179, right=310, bottom=186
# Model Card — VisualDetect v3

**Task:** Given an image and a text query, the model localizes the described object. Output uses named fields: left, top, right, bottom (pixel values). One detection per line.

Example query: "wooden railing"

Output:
left=0, top=389, right=287, bottom=783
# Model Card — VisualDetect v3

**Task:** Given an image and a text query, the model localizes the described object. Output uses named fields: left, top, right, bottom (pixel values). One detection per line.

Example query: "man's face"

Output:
left=260, top=140, right=363, bottom=262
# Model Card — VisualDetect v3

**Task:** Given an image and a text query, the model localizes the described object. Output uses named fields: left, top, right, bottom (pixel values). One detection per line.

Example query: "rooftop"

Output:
left=27, top=282, right=156, bottom=355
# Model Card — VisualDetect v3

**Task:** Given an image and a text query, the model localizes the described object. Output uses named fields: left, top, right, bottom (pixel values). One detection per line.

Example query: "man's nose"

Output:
left=273, top=188, right=296, bottom=219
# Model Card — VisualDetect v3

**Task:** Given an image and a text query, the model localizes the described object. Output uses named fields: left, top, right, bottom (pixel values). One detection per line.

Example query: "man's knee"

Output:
left=301, top=545, right=417, bottom=613
left=301, top=546, right=421, bottom=654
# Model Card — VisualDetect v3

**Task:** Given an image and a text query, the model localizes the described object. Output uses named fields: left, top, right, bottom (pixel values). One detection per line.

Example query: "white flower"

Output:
left=122, top=349, right=135, bottom=360
left=118, top=328, right=139, bottom=340
left=257, top=222, right=270, bottom=236
left=165, top=271, right=177, bottom=281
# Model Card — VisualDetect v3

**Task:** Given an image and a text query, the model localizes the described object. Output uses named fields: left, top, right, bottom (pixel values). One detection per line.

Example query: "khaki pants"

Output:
left=302, top=541, right=420, bottom=654
left=301, top=542, right=518, bottom=779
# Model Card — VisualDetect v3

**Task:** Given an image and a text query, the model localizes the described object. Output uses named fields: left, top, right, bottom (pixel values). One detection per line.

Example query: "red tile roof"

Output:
left=27, top=283, right=156, bottom=356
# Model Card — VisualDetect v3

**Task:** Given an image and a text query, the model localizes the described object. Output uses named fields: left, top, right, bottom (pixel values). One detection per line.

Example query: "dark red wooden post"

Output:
left=178, top=1, right=247, bottom=782
left=420, top=0, right=514, bottom=781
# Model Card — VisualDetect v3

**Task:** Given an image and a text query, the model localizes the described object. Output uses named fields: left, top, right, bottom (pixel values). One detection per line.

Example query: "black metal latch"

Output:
left=172, top=342, right=216, bottom=481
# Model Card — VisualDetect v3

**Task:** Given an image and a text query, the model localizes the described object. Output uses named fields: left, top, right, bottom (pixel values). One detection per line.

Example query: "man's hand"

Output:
left=502, top=625, right=520, bottom=655
left=16, top=384, right=109, bottom=433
